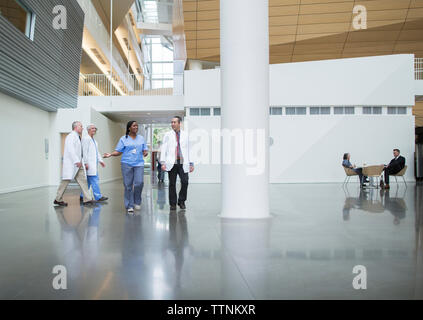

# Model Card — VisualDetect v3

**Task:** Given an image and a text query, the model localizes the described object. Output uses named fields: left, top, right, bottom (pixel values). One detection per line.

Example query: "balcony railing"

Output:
left=79, top=73, right=175, bottom=96
left=416, top=58, right=423, bottom=80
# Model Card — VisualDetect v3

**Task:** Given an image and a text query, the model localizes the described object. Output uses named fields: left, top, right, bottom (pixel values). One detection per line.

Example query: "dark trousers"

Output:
left=353, top=168, right=364, bottom=185
left=168, top=163, right=189, bottom=206
left=383, top=167, right=400, bottom=184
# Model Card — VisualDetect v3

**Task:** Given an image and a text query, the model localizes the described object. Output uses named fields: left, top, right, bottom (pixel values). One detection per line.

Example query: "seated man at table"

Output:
left=380, top=149, right=406, bottom=190
left=342, top=153, right=368, bottom=188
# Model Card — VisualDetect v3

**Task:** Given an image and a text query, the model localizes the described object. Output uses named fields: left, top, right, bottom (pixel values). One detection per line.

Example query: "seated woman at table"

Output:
left=342, top=153, right=368, bottom=188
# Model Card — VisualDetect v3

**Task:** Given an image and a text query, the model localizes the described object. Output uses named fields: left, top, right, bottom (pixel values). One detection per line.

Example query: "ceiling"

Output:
left=103, top=110, right=185, bottom=124
left=183, top=0, right=423, bottom=64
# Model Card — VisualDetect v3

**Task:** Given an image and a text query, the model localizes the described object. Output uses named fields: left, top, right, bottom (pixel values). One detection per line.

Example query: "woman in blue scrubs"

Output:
left=104, top=121, right=148, bottom=214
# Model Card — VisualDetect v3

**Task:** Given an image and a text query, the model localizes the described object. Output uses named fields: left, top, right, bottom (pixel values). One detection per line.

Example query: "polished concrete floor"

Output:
left=0, top=175, right=422, bottom=300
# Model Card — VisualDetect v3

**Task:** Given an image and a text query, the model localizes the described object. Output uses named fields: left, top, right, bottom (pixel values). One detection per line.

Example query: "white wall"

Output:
left=89, top=108, right=123, bottom=183
left=270, top=54, right=415, bottom=106
left=185, top=54, right=415, bottom=107
left=184, top=69, right=221, bottom=107
left=48, top=106, right=123, bottom=186
left=186, top=114, right=415, bottom=183
left=184, top=54, right=416, bottom=183
left=0, top=92, right=50, bottom=193
left=78, top=95, right=185, bottom=112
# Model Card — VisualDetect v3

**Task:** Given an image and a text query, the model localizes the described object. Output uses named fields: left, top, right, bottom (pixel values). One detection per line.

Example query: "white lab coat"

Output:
left=62, top=131, right=85, bottom=180
left=82, top=136, right=104, bottom=176
left=160, top=130, right=193, bottom=173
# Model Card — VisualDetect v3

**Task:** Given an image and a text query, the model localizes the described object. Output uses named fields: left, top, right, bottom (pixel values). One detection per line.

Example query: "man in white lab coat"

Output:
left=54, top=121, right=96, bottom=207
left=160, top=116, right=194, bottom=210
left=81, top=124, right=108, bottom=202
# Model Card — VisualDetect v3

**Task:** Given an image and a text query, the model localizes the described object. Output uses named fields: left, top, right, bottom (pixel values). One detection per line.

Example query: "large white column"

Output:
left=220, top=0, right=270, bottom=219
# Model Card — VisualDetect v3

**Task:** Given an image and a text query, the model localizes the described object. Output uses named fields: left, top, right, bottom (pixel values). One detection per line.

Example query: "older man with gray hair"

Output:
left=80, top=124, right=108, bottom=202
left=54, top=121, right=96, bottom=207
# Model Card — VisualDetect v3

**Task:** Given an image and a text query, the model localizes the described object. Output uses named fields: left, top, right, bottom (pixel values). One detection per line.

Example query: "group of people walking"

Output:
left=54, top=116, right=194, bottom=215
left=342, top=149, right=406, bottom=189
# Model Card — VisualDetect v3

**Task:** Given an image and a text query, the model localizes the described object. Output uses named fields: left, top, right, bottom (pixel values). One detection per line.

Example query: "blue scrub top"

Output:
left=115, top=135, right=148, bottom=167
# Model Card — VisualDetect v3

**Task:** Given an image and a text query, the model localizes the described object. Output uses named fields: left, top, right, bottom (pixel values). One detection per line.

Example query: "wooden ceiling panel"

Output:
left=355, top=0, right=411, bottom=11
left=197, top=10, right=219, bottom=20
left=197, top=0, right=219, bottom=11
left=183, top=0, right=423, bottom=63
left=411, top=0, right=423, bottom=8
left=269, top=15, right=300, bottom=26
left=299, top=2, right=355, bottom=15
left=269, top=5, right=300, bottom=16
left=298, top=22, right=350, bottom=34
left=298, top=12, right=352, bottom=24
left=270, top=0, right=301, bottom=6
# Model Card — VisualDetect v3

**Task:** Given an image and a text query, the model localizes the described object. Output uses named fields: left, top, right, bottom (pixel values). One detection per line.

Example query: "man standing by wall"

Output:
left=81, top=124, right=108, bottom=203
left=160, top=117, right=194, bottom=210
left=54, top=121, right=96, bottom=207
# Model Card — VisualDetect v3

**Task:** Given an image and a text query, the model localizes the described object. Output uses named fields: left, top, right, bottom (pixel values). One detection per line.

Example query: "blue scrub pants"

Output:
left=121, top=163, right=144, bottom=209
left=80, top=175, right=102, bottom=201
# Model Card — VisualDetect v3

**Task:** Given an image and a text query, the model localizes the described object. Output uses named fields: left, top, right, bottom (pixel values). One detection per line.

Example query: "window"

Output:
left=363, top=106, right=382, bottom=115
left=190, top=108, right=200, bottom=116
left=334, top=107, right=355, bottom=115
left=388, top=107, right=407, bottom=115
left=0, top=0, right=35, bottom=40
left=345, top=107, right=355, bottom=115
left=190, top=108, right=211, bottom=116
left=200, top=108, right=210, bottom=116
left=286, top=107, right=306, bottom=115
left=310, top=107, right=330, bottom=115
left=270, top=107, right=282, bottom=115
left=213, top=108, right=221, bottom=116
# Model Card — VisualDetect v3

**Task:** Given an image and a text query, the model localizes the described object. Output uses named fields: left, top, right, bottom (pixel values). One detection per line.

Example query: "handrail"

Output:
left=78, top=73, right=179, bottom=96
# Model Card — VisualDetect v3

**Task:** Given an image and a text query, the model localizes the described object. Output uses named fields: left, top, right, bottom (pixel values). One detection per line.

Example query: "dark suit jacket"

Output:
left=387, top=156, right=406, bottom=173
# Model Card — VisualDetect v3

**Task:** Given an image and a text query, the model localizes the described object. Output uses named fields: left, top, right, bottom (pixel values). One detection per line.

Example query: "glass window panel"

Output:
left=162, top=63, right=174, bottom=75
left=296, top=107, right=306, bottom=115
left=190, top=108, right=200, bottom=116
left=397, top=107, right=407, bottom=114
left=214, top=108, right=221, bottom=116
left=334, top=107, right=344, bottom=114
left=271, top=107, right=282, bottom=115
left=286, top=107, right=295, bottom=115
left=387, top=107, right=397, bottom=114
left=363, top=107, right=372, bottom=114
left=310, top=107, right=320, bottom=115
left=0, top=0, right=34, bottom=39
left=152, top=63, right=163, bottom=74
left=151, top=80, right=163, bottom=89
left=163, top=80, right=173, bottom=88
left=373, top=107, right=382, bottom=114
left=201, top=108, right=211, bottom=116
left=345, top=107, right=355, bottom=115
left=321, top=107, right=331, bottom=115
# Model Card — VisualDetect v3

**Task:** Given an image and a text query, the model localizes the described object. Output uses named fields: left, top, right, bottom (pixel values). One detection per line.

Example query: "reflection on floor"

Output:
left=0, top=176, right=422, bottom=299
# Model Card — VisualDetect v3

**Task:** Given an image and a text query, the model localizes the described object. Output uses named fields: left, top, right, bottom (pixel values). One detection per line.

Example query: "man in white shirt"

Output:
left=81, top=124, right=108, bottom=202
left=160, top=116, right=194, bottom=210
left=54, top=121, right=96, bottom=207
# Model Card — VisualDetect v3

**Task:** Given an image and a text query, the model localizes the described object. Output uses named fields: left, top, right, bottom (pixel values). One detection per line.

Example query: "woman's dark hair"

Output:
left=343, top=153, right=349, bottom=160
left=126, top=121, right=137, bottom=138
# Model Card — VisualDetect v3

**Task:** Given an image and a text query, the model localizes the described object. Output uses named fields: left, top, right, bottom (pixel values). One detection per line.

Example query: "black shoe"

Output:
left=54, top=200, right=68, bottom=207
left=83, top=200, right=97, bottom=206
left=97, top=196, right=108, bottom=202
left=170, top=205, right=177, bottom=211
left=178, top=201, right=186, bottom=209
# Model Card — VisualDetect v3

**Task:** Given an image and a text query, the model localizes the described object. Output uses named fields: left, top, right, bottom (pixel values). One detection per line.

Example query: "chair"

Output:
left=343, top=167, right=359, bottom=186
left=392, top=165, right=407, bottom=186
left=362, top=165, right=385, bottom=189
